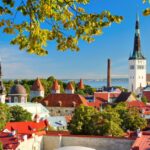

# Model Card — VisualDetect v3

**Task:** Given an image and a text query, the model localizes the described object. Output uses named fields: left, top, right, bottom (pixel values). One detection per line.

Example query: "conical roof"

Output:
left=31, top=78, right=44, bottom=91
left=52, top=80, right=60, bottom=90
left=78, top=79, right=84, bottom=90
left=66, top=82, right=74, bottom=90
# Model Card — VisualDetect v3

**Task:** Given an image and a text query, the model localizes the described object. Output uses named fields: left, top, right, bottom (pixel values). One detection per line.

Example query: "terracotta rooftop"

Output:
left=131, top=132, right=150, bottom=150
left=41, top=94, right=88, bottom=107
left=78, top=79, right=84, bottom=90
left=0, top=121, right=47, bottom=150
left=31, top=78, right=44, bottom=91
left=52, top=80, right=60, bottom=90
left=4, top=121, right=48, bottom=134
left=127, top=101, right=146, bottom=108
left=94, top=92, right=120, bottom=102
left=66, top=82, right=74, bottom=90
left=0, top=132, right=21, bottom=150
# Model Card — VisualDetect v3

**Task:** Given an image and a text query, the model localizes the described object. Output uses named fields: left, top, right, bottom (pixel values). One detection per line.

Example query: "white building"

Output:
left=128, top=14, right=146, bottom=94
left=30, top=78, right=45, bottom=101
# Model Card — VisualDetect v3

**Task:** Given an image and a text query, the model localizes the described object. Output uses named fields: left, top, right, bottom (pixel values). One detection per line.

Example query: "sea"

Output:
left=62, top=78, right=128, bottom=89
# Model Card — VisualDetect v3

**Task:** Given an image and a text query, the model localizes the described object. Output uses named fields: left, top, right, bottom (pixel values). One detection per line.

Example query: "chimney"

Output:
left=107, top=58, right=111, bottom=87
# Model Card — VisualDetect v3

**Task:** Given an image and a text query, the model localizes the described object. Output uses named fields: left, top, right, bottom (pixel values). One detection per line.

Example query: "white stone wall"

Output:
left=47, top=107, right=74, bottom=116
left=43, top=135, right=134, bottom=150
left=30, top=91, right=44, bottom=100
left=16, top=136, right=43, bottom=150
left=128, top=59, right=146, bottom=93
left=65, top=90, right=74, bottom=94
left=51, top=90, right=60, bottom=94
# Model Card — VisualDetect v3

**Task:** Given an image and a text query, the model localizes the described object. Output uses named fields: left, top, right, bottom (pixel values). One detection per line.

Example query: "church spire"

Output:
left=129, top=13, right=145, bottom=60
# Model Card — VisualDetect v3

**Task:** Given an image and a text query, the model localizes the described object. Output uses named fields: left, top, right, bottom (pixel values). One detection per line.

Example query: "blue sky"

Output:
left=0, top=0, right=150, bottom=79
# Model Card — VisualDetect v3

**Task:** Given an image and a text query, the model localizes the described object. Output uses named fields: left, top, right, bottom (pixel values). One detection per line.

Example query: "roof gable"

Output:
left=41, top=94, right=88, bottom=107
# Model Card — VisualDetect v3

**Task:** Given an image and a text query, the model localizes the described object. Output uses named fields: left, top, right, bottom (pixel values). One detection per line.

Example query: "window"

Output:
left=137, top=65, right=144, bottom=69
left=14, top=97, right=18, bottom=102
left=130, top=65, right=134, bottom=69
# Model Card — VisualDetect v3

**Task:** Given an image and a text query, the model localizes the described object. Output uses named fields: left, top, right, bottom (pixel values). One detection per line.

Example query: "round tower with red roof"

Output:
left=30, top=78, right=45, bottom=100
left=65, top=82, right=74, bottom=94
left=51, top=80, right=60, bottom=94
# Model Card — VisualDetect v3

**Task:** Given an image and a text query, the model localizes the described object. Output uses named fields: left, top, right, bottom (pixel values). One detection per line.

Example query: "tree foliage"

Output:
left=0, top=103, right=11, bottom=131
left=0, top=0, right=123, bottom=55
left=68, top=105, right=124, bottom=136
left=143, top=0, right=150, bottom=16
left=0, top=142, right=3, bottom=150
left=10, top=105, right=32, bottom=122
left=141, top=95, right=148, bottom=104
left=68, top=103, right=147, bottom=136
left=114, top=103, right=147, bottom=131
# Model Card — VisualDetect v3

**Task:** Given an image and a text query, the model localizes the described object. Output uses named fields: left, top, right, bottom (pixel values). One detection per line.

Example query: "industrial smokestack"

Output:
left=107, top=58, right=111, bottom=87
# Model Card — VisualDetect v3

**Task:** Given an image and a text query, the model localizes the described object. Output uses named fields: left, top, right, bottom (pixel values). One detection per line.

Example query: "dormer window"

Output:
left=72, top=101, right=76, bottom=107
left=58, top=101, right=62, bottom=107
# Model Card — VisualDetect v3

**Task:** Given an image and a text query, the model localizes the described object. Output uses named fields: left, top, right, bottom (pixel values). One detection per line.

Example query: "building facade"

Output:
left=128, top=15, right=146, bottom=93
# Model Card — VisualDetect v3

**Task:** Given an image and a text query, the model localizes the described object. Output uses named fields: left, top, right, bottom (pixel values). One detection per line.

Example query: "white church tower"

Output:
left=128, top=14, right=146, bottom=93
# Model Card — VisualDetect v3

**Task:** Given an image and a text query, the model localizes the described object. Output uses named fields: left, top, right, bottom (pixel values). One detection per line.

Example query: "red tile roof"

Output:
left=0, top=132, right=21, bottom=150
left=127, top=101, right=146, bottom=108
left=87, top=100, right=102, bottom=108
left=78, top=79, right=84, bottom=90
left=94, top=92, right=120, bottom=102
left=41, top=94, right=88, bottom=107
left=131, top=132, right=150, bottom=150
left=52, top=80, right=60, bottom=90
left=31, top=78, right=44, bottom=91
left=66, top=82, right=74, bottom=90
left=4, top=121, right=48, bottom=134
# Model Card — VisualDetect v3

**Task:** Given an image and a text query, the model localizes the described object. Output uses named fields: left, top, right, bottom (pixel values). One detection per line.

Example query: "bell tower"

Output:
left=128, top=14, right=146, bottom=93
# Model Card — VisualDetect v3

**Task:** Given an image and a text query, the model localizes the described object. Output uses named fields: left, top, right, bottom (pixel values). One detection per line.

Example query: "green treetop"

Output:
left=0, top=0, right=123, bottom=55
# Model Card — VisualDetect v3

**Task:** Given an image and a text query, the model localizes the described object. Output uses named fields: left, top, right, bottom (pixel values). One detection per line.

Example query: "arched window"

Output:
left=14, top=97, right=18, bottom=103
left=21, top=97, right=25, bottom=103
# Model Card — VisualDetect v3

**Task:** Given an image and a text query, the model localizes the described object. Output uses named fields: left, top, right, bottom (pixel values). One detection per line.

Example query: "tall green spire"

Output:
left=129, top=14, right=145, bottom=60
